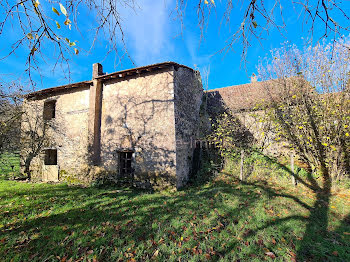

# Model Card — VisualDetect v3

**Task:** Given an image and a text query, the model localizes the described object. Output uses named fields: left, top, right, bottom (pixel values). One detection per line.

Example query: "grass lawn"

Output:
left=1, top=174, right=350, bottom=261
left=0, top=153, right=21, bottom=180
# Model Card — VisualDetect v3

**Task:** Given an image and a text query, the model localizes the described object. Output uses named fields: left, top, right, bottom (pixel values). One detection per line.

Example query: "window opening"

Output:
left=119, top=151, right=133, bottom=176
left=44, top=149, right=57, bottom=165
left=43, top=100, right=56, bottom=120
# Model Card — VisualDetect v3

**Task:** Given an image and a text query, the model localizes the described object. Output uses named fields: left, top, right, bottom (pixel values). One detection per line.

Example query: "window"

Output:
left=43, top=100, right=56, bottom=120
left=44, top=149, right=57, bottom=165
left=119, top=151, right=133, bottom=176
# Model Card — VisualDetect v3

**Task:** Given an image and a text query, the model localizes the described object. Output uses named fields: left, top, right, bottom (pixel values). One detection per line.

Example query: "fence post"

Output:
left=291, top=152, right=296, bottom=186
left=240, top=149, right=244, bottom=181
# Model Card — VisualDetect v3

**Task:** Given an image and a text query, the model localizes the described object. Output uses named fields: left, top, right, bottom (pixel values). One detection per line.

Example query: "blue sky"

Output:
left=0, top=0, right=349, bottom=91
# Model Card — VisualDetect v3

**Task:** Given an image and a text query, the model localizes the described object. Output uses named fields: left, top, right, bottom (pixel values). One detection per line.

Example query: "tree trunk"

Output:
left=240, top=149, right=244, bottom=181
left=291, top=152, right=296, bottom=186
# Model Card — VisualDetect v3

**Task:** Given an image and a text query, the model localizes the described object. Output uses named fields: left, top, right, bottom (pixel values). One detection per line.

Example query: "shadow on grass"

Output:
left=0, top=180, right=272, bottom=261
left=250, top=152, right=332, bottom=260
left=232, top=148, right=350, bottom=261
left=1, top=168, right=349, bottom=261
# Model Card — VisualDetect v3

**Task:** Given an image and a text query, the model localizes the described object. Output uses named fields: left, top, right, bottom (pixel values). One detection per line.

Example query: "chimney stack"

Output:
left=89, top=63, right=104, bottom=165
left=92, top=63, right=103, bottom=78
left=250, top=73, right=257, bottom=83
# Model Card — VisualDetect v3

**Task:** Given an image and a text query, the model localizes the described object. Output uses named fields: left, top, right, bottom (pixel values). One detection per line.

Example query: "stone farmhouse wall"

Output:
left=21, top=62, right=203, bottom=189
left=21, top=86, right=91, bottom=183
left=100, top=69, right=177, bottom=188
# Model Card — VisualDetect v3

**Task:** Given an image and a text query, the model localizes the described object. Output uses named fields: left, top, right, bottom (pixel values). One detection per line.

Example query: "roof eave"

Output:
left=95, top=61, right=194, bottom=81
left=24, top=61, right=195, bottom=99
left=25, top=80, right=93, bottom=99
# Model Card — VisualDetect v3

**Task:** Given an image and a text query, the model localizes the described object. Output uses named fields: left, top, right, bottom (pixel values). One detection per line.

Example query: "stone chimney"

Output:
left=89, top=63, right=104, bottom=165
left=92, top=63, right=103, bottom=78
left=251, top=73, right=257, bottom=83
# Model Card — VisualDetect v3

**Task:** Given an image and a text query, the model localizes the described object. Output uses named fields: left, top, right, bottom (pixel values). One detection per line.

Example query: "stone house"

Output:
left=21, top=62, right=203, bottom=189
left=21, top=60, right=293, bottom=189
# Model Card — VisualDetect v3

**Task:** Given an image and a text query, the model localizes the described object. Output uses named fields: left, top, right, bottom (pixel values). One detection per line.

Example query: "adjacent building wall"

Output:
left=233, top=110, right=287, bottom=157
left=206, top=85, right=290, bottom=160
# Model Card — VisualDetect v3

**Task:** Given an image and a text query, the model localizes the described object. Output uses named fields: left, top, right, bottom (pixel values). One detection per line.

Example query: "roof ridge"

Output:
left=206, top=81, right=265, bottom=92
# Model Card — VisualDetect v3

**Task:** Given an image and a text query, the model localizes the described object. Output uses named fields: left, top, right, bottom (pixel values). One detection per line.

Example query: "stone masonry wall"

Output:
left=21, top=63, right=204, bottom=189
left=234, top=110, right=290, bottom=158
left=206, top=89, right=289, bottom=160
left=21, top=86, right=91, bottom=183
left=174, top=67, right=203, bottom=188
left=100, top=69, right=177, bottom=189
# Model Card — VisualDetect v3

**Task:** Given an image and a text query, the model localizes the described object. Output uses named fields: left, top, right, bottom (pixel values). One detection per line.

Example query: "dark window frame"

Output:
left=43, top=100, right=56, bottom=120
left=118, top=151, right=133, bottom=176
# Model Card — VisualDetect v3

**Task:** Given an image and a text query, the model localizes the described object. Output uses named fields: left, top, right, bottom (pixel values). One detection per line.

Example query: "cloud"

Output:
left=186, top=34, right=211, bottom=66
left=119, top=0, right=175, bottom=66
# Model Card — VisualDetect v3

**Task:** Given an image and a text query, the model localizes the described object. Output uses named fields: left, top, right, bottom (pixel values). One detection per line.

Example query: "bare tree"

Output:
left=258, top=39, right=350, bottom=184
left=251, top=40, right=350, bottom=251
left=0, top=81, right=23, bottom=155
left=1, top=0, right=349, bottom=84
left=0, top=0, right=137, bottom=84
left=177, top=0, right=349, bottom=61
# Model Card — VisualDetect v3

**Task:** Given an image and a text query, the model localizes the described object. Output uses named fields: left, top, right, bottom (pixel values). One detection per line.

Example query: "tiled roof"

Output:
left=26, top=62, right=194, bottom=98
left=25, top=80, right=93, bottom=99
left=205, top=77, right=309, bottom=114
left=206, top=80, right=280, bottom=114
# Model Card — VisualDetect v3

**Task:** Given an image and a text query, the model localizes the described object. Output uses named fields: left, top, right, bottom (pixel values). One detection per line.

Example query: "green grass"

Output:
left=1, top=174, right=349, bottom=261
left=0, top=152, right=21, bottom=179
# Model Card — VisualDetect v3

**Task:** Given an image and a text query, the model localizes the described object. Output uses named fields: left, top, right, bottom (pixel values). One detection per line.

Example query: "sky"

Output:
left=0, top=0, right=350, bottom=92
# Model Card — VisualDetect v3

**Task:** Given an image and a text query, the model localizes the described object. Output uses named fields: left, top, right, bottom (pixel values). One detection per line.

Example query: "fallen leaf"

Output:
left=271, top=238, right=276, bottom=245
left=152, top=249, right=159, bottom=259
left=265, top=251, right=276, bottom=259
